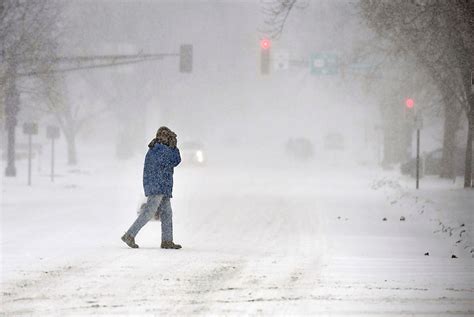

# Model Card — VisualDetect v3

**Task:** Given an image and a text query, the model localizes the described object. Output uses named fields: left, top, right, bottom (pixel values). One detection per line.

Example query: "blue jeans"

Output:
left=126, top=195, right=173, bottom=242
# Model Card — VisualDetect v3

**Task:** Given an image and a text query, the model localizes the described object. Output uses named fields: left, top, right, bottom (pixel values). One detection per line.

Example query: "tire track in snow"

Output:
left=163, top=193, right=327, bottom=315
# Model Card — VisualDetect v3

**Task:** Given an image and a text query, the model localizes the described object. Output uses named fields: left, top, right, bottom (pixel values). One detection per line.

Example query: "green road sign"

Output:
left=311, top=53, right=338, bottom=75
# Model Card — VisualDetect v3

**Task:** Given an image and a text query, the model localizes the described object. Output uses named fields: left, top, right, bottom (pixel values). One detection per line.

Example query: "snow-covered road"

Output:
left=1, top=159, right=473, bottom=315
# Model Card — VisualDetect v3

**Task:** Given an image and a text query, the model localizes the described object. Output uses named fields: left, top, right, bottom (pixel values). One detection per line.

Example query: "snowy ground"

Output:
left=1, top=151, right=473, bottom=316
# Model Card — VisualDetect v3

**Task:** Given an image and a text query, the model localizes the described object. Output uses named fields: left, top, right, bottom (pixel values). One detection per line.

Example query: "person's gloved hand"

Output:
left=148, top=138, right=158, bottom=148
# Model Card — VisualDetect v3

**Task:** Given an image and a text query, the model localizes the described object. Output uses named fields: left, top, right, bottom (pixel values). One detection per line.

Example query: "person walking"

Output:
left=121, top=126, right=182, bottom=249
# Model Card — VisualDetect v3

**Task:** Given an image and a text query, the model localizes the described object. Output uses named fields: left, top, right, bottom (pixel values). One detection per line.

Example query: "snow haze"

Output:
left=57, top=0, right=379, bottom=165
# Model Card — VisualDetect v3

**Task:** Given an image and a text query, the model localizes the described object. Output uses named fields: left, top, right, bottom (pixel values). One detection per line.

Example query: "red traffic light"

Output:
left=405, top=98, right=414, bottom=109
left=260, top=38, right=271, bottom=50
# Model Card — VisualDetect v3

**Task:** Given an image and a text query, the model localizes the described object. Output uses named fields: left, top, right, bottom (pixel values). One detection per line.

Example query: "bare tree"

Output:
left=1, top=0, right=61, bottom=96
left=39, top=73, right=112, bottom=165
left=1, top=0, right=62, bottom=176
left=352, top=31, right=464, bottom=176
left=260, top=0, right=306, bottom=39
left=358, top=0, right=474, bottom=187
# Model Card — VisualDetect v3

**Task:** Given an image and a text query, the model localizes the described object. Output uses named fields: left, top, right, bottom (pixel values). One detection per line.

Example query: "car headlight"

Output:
left=195, top=150, right=204, bottom=163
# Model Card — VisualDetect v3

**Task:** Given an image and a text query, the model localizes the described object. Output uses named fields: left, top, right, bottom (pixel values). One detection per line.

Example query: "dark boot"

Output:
left=121, top=233, right=139, bottom=248
left=161, top=241, right=182, bottom=249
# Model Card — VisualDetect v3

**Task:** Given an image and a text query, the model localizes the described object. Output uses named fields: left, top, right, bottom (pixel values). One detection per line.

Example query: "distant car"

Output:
left=180, top=141, right=206, bottom=166
left=401, top=148, right=465, bottom=177
left=285, top=138, right=314, bottom=160
left=324, top=133, right=344, bottom=150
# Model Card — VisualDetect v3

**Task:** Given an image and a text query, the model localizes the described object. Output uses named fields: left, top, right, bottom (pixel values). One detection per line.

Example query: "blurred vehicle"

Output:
left=180, top=141, right=206, bottom=166
left=400, top=148, right=465, bottom=177
left=324, top=133, right=344, bottom=150
left=285, top=137, right=314, bottom=160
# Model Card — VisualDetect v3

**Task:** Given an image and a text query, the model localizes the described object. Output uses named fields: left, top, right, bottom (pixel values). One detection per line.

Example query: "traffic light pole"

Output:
left=416, top=128, right=420, bottom=190
left=17, top=53, right=176, bottom=77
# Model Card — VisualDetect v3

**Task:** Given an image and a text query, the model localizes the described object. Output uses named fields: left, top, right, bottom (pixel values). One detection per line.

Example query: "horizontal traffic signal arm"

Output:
left=14, top=53, right=179, bottom=77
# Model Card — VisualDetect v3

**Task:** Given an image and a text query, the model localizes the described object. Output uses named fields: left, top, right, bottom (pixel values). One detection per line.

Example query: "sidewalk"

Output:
left=372, top=173, right=473, bottom=259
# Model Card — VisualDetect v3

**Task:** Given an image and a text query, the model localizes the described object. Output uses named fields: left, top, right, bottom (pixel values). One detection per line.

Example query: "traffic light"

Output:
left=404, top=98, right=415, bottom=120
left=260, top=38, right=271, bottom=75
left=179, top=44, right=193, bottom=73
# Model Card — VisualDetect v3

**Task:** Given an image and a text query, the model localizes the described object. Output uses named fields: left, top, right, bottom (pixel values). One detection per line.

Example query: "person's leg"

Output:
left=159, top=198, right=182, bottom=249
left=159, top=197, right=173, bottom=242
left=126, top=195, right=163, bottom=238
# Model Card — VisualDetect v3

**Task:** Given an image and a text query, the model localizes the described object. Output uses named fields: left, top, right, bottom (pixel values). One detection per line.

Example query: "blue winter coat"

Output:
left=143, top=143, right=181, bottom=197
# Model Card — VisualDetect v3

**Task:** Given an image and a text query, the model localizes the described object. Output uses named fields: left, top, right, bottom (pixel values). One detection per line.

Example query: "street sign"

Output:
left=23, top=122, right=38, bottom=135
left=311, top=53, right=338, bottom=75
left=47, top=126, right=60, bottom=139
left=273, top=51, right=289, bottom=71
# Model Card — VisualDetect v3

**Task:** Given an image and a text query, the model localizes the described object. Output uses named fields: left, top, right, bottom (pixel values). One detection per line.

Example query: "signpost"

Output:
left=47, top=126, right=60, bottom=182
left=414, top=109, right=423, bottom=190
left=23, top=122, right=38, bottom=186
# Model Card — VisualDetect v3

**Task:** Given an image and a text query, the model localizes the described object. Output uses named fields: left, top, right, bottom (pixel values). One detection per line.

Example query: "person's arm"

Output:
left=143, top=150, right=153, bottom=187
left=173, top=148, right=181, bottom=167
left=156, top=146, right=181, bottom=167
